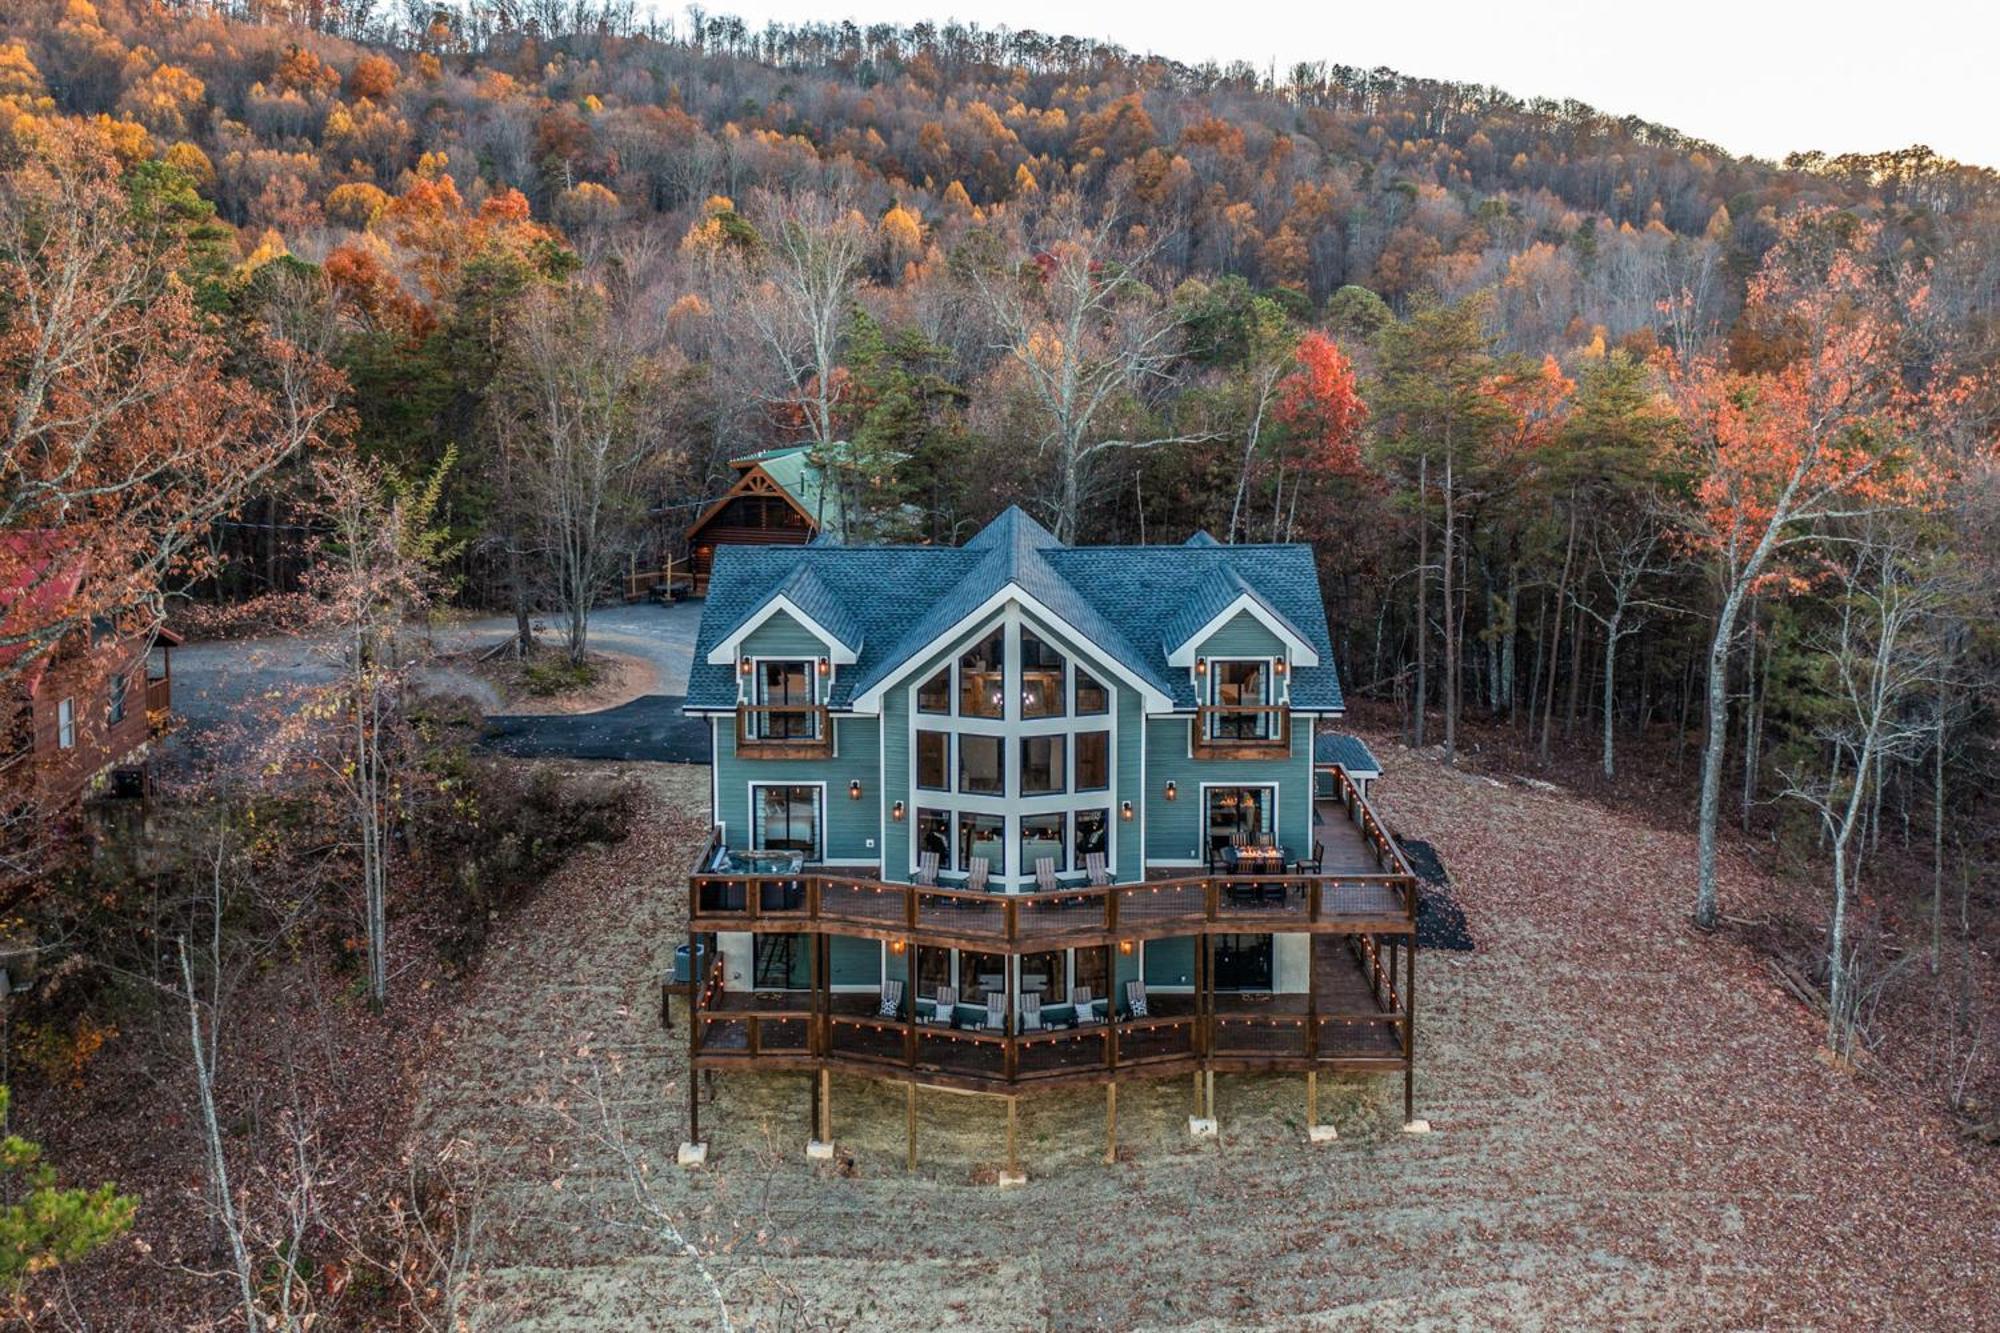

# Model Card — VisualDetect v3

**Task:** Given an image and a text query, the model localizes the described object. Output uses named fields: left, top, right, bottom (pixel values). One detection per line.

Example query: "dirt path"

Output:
left=415, top=751, right=2000, bottom=1330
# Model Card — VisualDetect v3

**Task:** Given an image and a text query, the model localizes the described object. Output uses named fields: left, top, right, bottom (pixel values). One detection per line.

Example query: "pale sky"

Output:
left=686, top=0, right=2000, bottom=170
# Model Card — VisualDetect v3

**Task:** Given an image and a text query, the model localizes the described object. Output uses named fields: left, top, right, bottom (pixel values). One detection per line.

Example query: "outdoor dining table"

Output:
left=1228, top=845, right=1287, bottom=871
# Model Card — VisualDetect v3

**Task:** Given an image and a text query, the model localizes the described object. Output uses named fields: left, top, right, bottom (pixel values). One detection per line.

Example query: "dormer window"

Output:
left=1209, top=660, right=1273, bottom=740
left=754, top=659, right=818, bottom=739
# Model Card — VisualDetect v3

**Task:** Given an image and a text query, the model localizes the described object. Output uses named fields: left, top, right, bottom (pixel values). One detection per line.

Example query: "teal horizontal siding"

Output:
left=1195, top=608, right=1284, bottom=660
left=740, top=611, right=828, bottom=662
left=828, top=935, right=881, bottom=987
left=1143, top=715, right=1313, bottom=863
left=713, top=715, right=881, bottom=862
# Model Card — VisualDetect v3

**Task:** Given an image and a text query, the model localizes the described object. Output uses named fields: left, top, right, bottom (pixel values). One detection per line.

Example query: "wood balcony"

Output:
left=734, top=703, right=832, bottom=759
left=144, top=674, right=172, bottom=731
left=1190, top=703, right=1291, bottom=759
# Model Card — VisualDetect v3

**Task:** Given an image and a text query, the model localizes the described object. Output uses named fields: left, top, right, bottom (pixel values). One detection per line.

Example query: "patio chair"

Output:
left=877, top=979, right=903, bottom=1020
left=1262, top=878, right=1289, bottom=906
left=966, top=857, right=991, bottom=894
left=1125, top=979, right=1149, bottom=1019
left=982, top=991, right=1008, bottom=1033
left=1293, top=841, right=1324, bottom=875
left=915, top=850, right=940, bottom=887
left=1073, top=986, right=1101, bottom=1026
left=921, top=984, right=956, bottom=1027
left=1021, top=992, right=1043, bottom=1032
left=1034, top=856, right=1059, bottom=894
left=1084, top=851, right=1111, bottom=887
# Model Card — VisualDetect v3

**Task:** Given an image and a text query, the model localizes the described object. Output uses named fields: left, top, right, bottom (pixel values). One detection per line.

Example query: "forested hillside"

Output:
left=3, top=3, right=1999, bottom=1324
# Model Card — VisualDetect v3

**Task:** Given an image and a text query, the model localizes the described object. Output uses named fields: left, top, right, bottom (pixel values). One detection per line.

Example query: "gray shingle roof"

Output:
left=1313, top=731, right=1381, bottom=775
left=685, top=506, right=1344, bottom=713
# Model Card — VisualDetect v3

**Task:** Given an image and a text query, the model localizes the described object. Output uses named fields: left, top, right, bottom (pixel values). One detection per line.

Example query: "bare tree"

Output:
left=1570, top=513, right=1680, bottom=777
left=971, top=206, right=1211, bottom=543
left=741, top=188, right=870, bottom=455
left=496, top=281, right=672, bottom=666
left=1777, top=524, right=1953, bottom=1056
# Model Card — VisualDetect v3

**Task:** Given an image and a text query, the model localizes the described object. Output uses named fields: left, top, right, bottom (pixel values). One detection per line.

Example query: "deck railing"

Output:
left=689, top=766, right=1414, bottom=946
left=691, top=997, right=1404, bottom=1086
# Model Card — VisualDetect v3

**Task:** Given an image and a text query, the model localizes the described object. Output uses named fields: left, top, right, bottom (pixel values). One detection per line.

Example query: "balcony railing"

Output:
left=1190, top=703, right=1291, bottom=758
left=734, top=703, right=832, bottom=759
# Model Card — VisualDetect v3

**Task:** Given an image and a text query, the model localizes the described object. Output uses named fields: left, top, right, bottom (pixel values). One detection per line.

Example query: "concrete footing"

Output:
left=676, top=1141, right=709, bottom=1167
left=1188, top=1116, right=1218, bottom=1139
left=996, top=1170, right=1027, bottom=1188
left=1308, top=1124, right=1340, bottom=1144
left=805, top=1139, right=835, bottom=1160
left=1402, top=1118, right=1433, bottom=1135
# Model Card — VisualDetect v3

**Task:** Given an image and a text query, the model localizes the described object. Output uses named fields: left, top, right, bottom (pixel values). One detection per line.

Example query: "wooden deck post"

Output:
left=819, top=1068, right=832, bottom=1144
left=1307, top=1069, right=1318, bottom=1128
left=1192, top=1070, right=1204, bottom=1118
left=1105, top=1083, right=1118, bottom=1164
left=1205, top=1071, right=1216, bottom=1127
left=905, top=1081, right=917, bottom=1172
left=1006, top=1096, right=1019, bottom=1176
left=1404, top=923, right=1418, bottom=1125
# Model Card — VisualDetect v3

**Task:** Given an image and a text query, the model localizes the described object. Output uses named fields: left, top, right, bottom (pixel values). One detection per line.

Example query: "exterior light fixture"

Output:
left=848, top=779, right=863, bottom=800
left=1119, top=939, right=1134, bottom=955
left=890, top=939, right=906, bottom=954
left=738, top=658, right=753, bottom=675
left=1164, top=781, right=1177, bottom=801
left=818, top=657, right=830, bottom=675
left=891, top=800, right=906, bottom=821
left=1195, top=657, right=1207, bottom=677
left=1274, top=659, right=1288, bottom=676
left=1120, top=800, right=1134, bottom=821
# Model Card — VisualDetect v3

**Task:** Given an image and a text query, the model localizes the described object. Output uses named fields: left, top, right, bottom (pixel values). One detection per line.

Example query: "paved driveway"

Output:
left=166, top=599, right=709, bottom=765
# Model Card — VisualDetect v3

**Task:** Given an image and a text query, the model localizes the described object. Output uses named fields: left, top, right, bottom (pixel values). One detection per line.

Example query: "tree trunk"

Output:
left=1441, top=448, right=1457, bottom=764
left=1539, top=496, right=1577, bottom=762
left=1695, top=584, right=1750, bottom=929
left=1412, top=454, right=1428, bottom=749
left=1600, top=611, right=1620, bottom=779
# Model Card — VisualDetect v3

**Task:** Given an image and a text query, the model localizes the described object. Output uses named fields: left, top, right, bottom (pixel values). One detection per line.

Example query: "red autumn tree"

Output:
left=1274, top=331, right=1368, bottom=479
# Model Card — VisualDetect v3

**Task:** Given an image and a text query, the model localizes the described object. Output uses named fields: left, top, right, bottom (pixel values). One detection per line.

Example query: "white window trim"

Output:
left=1202, top=656, right=1280, bottom=744
left=1197, top=781, right=1281, bottom=861
left=705, top=594, right=857, bottom=666
left=900, top=606, right=1121, bottom=885
left=746, top=780, right=826, bottom=863
left=1165, top=592, right=1318, bottom=668
left=854, top=583, right=1172, bottom=714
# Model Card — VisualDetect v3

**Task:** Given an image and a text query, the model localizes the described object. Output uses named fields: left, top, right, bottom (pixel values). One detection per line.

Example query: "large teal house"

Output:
left=680, top=506, right=1417, bottom=1166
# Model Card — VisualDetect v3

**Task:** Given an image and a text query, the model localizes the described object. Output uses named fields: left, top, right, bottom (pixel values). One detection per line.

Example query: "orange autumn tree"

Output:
left=1, top=121, right=345, bottom=697
left=1675, top=210, right=1942, bottom=929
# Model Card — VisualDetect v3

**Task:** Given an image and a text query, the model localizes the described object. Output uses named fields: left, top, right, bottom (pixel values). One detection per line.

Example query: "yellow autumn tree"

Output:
left=117, top=62, right=204, bottom=137
left=1012, top=162, right=1038, bottom=196
left=325, top=180, right=389, bottom=229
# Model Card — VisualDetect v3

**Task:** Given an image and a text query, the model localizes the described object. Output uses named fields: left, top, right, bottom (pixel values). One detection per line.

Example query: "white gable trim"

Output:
left=704, top=595, right=859, bottom=666
left=849, top=583, right=1174, bottom=714
left=1164, top=593, right=1319, bottom=669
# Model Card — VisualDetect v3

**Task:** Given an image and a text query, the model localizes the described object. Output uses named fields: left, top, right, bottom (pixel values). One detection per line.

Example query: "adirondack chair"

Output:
left=1072, top=985, right=1101, bottom=1026
left=915, top=850, right=940, bottom=886
left=982, top=990, right=1008, bottom=1032
left=1034, top=856, right=1059, bottom=894
left=966, top=856, right=992, bottom=894
left=1021, top=991, right=1044, bottom=1032
left=1124, top=979, right=1149, bottom=1019
left=877, top=978, right=904, bottom=1019
left=921, top=984, right=956, bottom=1027
left=1084, top=851, right=1111, bottom=887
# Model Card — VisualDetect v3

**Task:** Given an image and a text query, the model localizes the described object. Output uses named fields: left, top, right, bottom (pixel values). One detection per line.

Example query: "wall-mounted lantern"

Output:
left=818, top=657, right=830, bottom=675
left=891, top=801, right=906, bottom=821
left=1120, top=800, right=1135, bottom=822
left=1194, top=657, right=1208, bottom=677
left=1164, top=780, right=1178, bottom=802
left=1119, top=939, right=1134, bottom=956
left=848, top=779, right=863, bottom=801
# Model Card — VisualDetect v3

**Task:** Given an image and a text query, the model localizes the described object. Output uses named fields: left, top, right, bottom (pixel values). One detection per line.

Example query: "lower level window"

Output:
left=1073, top=808, right=1110, bottom=869
left=753, top=784, right=820, bottom=858
left=1020, top=813, right=1066, bottom=877
left=958, top=813, right=1004, bottom=876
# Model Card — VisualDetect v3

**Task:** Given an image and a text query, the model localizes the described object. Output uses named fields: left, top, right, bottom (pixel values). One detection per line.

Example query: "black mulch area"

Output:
left=1397, top=837, right=1475, bottom=952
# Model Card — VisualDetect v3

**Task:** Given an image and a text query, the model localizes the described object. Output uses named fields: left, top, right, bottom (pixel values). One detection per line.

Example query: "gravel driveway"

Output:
left=165, top=599, right=708, bottom=764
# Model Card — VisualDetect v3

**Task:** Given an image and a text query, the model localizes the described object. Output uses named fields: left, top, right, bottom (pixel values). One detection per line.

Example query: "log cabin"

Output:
left=679, top=506, right=1418, bottom=1170
left=682, top=444, right=844, bottom=595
